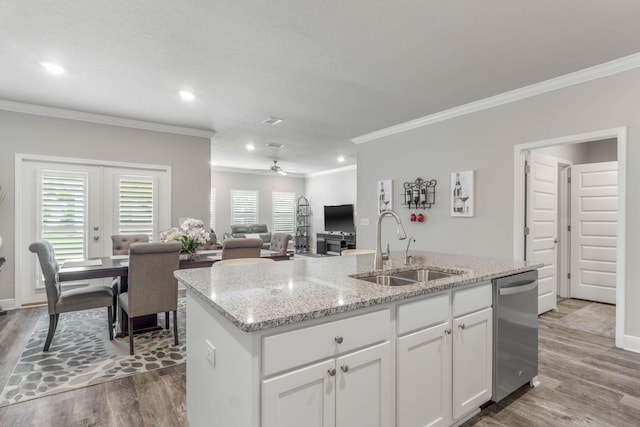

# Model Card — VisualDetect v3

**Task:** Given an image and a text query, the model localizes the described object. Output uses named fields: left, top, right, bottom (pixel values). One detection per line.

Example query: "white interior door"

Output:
left=570, top=161, right=618, bottom=303
left=18, top=157, right=171, bottom=306
left=526, top=151, right=558, bottom=314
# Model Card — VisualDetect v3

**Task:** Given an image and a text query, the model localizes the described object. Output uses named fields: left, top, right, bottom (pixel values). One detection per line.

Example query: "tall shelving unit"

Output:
left=295, top=196, right=310, bottom=252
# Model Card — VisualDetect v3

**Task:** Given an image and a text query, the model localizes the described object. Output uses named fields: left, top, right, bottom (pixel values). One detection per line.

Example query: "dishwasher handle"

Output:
left=499, top=280, right=537, bottom=296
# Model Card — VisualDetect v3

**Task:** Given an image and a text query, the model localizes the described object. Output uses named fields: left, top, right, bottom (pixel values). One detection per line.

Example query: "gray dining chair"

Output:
left=110, top=234, right=149, bottom=320
left=269, top=233, right=292, bottom=256
left=118, top=241, right=182, bottom=355
left=221, top=238, right=263, bottom=260
left=29, top=240, right=114, bottom=352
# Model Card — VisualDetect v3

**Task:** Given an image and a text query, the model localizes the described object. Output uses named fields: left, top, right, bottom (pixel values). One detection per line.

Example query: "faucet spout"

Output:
left=375, top=210, right=407, bottom=270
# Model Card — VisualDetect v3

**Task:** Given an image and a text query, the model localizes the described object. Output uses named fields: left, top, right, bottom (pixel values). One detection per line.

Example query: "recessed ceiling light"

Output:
left=263, top=117, right=283, bottom=125
left=337, top=156, right=345, bottom=163
left=246, top=143, right=255, bottom=151
left=265, top=143, right=284, bottom=148
left=179, top=90, right=195, bottom=101
left=40, top=61, right=65, bottom=75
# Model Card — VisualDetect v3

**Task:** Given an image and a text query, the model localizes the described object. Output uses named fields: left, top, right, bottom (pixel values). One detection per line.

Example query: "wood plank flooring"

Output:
left=1, top=298, right=639, bottom=426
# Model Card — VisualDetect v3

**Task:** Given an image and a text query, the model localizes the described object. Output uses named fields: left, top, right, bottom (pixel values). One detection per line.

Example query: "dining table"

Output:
left=58, top=249, right=292, bottom=334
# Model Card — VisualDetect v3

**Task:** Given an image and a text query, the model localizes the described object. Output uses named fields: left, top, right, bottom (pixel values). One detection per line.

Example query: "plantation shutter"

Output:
left=231, top=190, right=258, bottom=224
left=272, top=192, right=295, bottom=233
left=117, top=177, right=155, bottom=239
left=40, top=171, right=87, bottom=264
left=210, top=188, right=216, bottom=231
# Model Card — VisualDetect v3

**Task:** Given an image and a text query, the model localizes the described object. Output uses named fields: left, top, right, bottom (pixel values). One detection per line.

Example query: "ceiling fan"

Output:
left=270, top=160, right=288, bottom=176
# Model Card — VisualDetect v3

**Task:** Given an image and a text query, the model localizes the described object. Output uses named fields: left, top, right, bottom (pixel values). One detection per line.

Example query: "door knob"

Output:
left=93, top=236, right=100, bottom=241
left=93, top=226, right=99, bottom=231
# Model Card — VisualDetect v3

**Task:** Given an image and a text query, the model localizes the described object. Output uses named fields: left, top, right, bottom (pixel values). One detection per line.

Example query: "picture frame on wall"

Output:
left=378, top=179, right=393, bottom=213
left=451, top=170, right=474, bottom=217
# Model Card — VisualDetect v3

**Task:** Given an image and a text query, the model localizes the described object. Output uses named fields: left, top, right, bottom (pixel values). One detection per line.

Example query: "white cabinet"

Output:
left=397, top=321, right=452, bottom=427
left=452, top=307, right=492, bottom=420
left=397, top=283, right=492, bottom=426
left=262, top=342, right=391, bottom=427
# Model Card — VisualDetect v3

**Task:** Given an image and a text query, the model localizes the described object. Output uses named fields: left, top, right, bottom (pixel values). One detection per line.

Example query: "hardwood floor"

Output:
left=1, top=298, right=639, bottom=426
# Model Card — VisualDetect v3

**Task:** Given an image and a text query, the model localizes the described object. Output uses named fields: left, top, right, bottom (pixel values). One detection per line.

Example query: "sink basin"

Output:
left=359, top=275, right=419, bottom=286
left=356, top=268, right=461, bottom=286
left=392, top=269, right=458, bottom=282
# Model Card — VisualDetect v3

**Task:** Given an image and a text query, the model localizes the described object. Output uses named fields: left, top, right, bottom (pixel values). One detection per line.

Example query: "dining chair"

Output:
left=214, top=258, right=275, bottom=267
left=341, top=249, right=376, bottom=256
left=29, top=240, right=114, bottom=352
left=221, top=238, right=263, bottom=260
left=110, top=234, right=149, bottom=319
left=118, top=241, right=182, bottom=355
left=269, top=233, right=292, bottom=256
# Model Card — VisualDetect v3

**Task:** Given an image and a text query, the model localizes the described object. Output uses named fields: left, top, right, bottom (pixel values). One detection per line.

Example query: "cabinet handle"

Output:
left=340, top=365, right=349, bottom=373
left=93, top=236, right=100, bottom=241
left=327, top=368, right=336, bottom=377
left=459, top=324, right=466, bottom=330
left=444, top=328, right=452, bottom=335
left=334, top=336, right=344, bottom=344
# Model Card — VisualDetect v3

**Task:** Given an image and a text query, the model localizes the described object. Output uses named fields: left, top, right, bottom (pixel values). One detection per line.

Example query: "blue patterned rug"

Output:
left=0, top=298, right=186, bottom=406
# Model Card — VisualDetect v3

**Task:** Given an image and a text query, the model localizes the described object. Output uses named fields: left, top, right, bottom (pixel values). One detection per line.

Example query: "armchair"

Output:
left=29, top=240, right=114, bottom=352
left=118, top=241, right=182, bottom=355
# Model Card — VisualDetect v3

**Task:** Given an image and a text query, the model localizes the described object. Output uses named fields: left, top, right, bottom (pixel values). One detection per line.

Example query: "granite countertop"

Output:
left=174, top=251, right=540, bottom=333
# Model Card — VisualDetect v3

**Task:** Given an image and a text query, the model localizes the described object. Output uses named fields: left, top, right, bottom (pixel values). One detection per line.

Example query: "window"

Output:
left=117, top=176, right=155, bottom=238
left=231, top=190, right=258, bottom=224
left=40, top=171, right=87, bottom=264
left=210, top=188, right=216, bottom=231
left=272, top=191, right=295, bottom=233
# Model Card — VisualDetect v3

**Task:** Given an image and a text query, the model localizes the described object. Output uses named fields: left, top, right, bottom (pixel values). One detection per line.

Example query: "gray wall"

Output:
left=0, top=110, right=211, bottom=302
left=537, top=138, right=617, bottom=164
left=356, top=68, right=639, bottom=336
left=210, top=170, right=305, bottom=236
left=305, top=167, right=357, bottom=250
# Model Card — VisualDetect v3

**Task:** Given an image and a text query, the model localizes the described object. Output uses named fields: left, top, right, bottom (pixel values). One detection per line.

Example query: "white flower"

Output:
left=161, top=218, right=210, bottom=253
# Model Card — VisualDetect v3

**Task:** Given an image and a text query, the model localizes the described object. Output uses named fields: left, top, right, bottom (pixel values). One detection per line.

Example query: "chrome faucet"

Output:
left=375, top=210, right=407, bottom=269
left=405, top=237, right=415, bottom=265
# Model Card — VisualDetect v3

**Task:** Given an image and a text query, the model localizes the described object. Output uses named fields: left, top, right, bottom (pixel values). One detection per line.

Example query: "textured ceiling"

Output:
left=2, top=1, right=640, bottom=174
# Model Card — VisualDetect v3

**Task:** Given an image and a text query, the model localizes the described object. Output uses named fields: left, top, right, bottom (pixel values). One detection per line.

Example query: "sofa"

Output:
left=223, top=224, right=271, bottom=249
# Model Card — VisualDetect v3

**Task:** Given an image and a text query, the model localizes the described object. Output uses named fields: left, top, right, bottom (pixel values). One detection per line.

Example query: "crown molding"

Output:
left=352, top=52, right=640, bottom=144
left=305, top=164, right=357, bottom=178
left=0, top=99, right=216, bottom=139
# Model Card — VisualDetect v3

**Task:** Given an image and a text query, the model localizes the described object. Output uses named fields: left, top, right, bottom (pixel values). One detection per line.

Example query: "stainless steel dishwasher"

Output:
left=492, top=270, right=539, bottom=402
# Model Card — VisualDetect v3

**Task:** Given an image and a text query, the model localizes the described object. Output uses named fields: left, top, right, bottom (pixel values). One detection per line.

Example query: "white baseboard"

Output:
left=0, top=299, right=16, bottom=311
left=622, top=334, right=640, bottom=354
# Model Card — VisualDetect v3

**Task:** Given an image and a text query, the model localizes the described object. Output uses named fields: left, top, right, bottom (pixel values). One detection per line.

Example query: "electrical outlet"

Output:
left=360, top=218, right=369, bottom=226
left=205, top=339, right=215, bottom=368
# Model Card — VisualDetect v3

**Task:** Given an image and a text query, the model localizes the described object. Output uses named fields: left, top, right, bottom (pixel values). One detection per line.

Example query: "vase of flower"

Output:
left=160, top=218, right=210, bottom=261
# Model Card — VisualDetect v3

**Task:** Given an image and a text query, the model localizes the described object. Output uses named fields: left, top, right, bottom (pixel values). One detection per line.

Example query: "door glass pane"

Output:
left=118, top=177, right=155, bottom=239
left=40, top=171, right=87, bottom=264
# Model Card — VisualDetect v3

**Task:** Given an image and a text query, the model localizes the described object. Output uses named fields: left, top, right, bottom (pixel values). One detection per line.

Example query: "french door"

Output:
left=18, top=156, right=170, bottom=306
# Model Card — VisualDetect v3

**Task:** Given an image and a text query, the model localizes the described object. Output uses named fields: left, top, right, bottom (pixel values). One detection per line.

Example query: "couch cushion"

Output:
left=230, top=224, right=252, bottom=234
left=250, top=224, right=269, bottom=233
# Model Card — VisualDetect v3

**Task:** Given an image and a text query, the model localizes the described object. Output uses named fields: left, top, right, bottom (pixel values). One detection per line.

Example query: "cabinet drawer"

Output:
left=397, top=293, right=449, bottom=335
left=263, top=309, right=390, bottom=376
left=452, top=282, right=491, bottom=317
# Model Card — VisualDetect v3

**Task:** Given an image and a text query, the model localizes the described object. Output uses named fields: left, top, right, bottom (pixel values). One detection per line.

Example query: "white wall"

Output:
left=0, top=110, right=211, bottom=302
left=537, top=138, right=617, bottom=165
left=210, top=170, right=305, bottom=235
left=305, top=166, right=357, bottom=250
left=356, top=67, right=640, bottom=336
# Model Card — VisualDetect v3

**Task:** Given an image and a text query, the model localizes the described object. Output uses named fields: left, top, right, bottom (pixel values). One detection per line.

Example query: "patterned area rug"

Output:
left=556, top=302, right=615, bottom=338
left=0, top=298, right=186, bottom=406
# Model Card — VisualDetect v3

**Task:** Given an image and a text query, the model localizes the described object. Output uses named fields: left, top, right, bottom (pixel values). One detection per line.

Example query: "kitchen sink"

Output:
left=356, top=268, right=461, bottom=286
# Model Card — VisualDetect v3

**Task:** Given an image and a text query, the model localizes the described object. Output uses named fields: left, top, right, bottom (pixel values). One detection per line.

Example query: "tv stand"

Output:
left=316, top=232, right=356, bottom=256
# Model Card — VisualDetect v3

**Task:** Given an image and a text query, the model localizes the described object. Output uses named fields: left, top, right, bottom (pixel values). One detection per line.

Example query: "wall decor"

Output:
left=378, top=179, right=393, bottom=212
left=451, top=170, right=474, bottom=217
left=402, top=178, right=437, bottom=209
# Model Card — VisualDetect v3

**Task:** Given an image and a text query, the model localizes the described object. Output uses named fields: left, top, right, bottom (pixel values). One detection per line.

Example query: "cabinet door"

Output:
left=397, top=322, right=452, bottom=427
left=335, top=342, right=391, bottom=427
left=452, top=307, right=493, bottom=420
left=262, top=359, right=336, bottom=427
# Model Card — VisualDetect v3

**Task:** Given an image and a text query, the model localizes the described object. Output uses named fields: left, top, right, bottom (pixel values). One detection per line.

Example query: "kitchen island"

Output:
left=175, top=251, right=540, bottom=427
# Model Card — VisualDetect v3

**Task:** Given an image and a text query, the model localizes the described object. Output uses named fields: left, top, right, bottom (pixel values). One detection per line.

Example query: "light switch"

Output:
left=205, top=339, right=216, bottom=368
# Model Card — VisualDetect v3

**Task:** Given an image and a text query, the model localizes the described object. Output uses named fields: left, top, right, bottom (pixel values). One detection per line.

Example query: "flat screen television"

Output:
left=324, top=204, right=355, bottom=234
